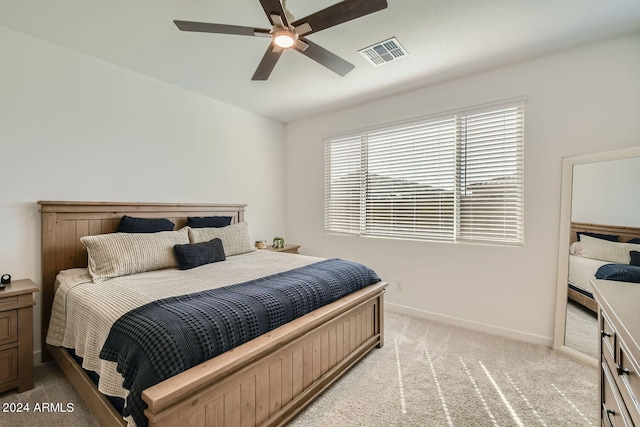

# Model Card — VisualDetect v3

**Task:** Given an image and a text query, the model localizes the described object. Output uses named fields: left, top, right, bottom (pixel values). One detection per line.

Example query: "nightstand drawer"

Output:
left=0, top=310, right=18, bottom=346
left=0, top=348, right=18, bottom=385
left=0, top=279, right=37, bottom=393
left=0, top=296, right=19, bottom=311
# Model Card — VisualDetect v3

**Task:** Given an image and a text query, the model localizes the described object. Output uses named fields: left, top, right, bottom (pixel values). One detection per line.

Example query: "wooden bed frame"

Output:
left=568, top=222, right=640, bottom=312
left=39, top=201, right=387, bottom=427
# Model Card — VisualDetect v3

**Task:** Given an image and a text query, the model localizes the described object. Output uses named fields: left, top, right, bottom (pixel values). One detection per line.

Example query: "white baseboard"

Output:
left=385, top=302, right=553, bottom=347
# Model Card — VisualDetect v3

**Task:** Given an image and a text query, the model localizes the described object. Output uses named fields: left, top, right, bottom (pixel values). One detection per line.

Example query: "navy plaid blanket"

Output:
left=595, top=263, right=640, bottom=283
left=99, top=258, right=380, bottom=427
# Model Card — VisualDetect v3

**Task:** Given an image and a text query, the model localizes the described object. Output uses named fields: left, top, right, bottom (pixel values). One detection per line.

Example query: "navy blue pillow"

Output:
left=174, top=238, right=226, bottom=270
left=595, top=263, right=640, bottom=283
left=187, top=216, right=232, bottom=228
left=117, top=215, right=174, bottom=233
left=630, top=251, right=640, bottom=267
left=576, top=232, right=618, bottom=242
left=628, top=238, right=640, bottom=244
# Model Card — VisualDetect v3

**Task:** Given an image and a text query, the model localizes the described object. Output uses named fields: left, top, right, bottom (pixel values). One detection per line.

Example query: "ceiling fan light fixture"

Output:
left=273, top=29, right=296, bottom=49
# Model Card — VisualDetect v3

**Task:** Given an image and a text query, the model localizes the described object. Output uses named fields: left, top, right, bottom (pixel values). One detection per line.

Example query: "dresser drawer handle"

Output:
left=601, top=330, right=612, bottom=338
left=605, top=409, right=616, bottom=427
left=616, top=364, right=630, bottom=376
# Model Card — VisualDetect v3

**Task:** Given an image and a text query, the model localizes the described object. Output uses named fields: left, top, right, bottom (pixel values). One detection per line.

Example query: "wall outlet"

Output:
left=396, top=279, right=404, bottom=291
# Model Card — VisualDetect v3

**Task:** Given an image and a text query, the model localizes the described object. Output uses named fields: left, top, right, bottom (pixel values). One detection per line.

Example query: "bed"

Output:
left=39, top=201, right=387, bottom=427
left=568, top=222, right=640, bottom=312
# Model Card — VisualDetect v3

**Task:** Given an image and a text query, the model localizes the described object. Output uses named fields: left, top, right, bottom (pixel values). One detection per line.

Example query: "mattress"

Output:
left=46, top=250, right=325, bottom=407
left=568, top=253, right=609, bottom=295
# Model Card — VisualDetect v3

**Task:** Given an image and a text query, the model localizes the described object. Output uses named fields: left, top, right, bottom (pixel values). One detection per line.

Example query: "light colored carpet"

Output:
left=564, top=300, right=598, bottom=360
left=0, top=311, right=598, bottom=426
left=0, top=361, right=99, bottom=427
left=289, top=310, right=598, bottom=426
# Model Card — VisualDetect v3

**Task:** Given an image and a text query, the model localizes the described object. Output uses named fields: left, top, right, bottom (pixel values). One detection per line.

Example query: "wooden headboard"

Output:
left=38, top=201, right=246, bottom=360
left=570, top=222, right=640, bottom=245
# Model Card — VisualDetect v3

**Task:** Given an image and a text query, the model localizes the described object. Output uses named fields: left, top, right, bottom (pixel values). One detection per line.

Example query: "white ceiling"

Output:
left=2, top=0, right=640, bottom=123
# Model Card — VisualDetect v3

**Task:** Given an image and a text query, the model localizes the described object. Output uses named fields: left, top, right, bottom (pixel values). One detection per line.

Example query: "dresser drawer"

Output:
left=601, top=312, right=616, bottom=362
left=617, top=341, right=640, bottom=420
left=0, top=310, right=18, bottom=346
left=0, top=348, right=18, bottom=386
left=602, top=362, right=634, bottom=427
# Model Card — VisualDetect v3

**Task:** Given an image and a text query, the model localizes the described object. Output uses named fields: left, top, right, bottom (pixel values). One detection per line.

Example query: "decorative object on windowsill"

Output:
left=273, top=237, right=285, bottom=249
left=255, top=240, right=268, bottom=249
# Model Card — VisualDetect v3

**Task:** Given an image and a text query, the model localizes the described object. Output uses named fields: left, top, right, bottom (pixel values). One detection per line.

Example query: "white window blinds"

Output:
left=324, top=134, right=364, bottom=235
left=457, top=105, right=524, bottom=243
left=366, top=118, right=457, bottom=241
left=324, top=99, right=524, bottom=245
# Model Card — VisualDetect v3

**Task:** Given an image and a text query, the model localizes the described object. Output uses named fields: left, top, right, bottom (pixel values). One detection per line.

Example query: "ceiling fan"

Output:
left=173, top=0, right=388, bottom=81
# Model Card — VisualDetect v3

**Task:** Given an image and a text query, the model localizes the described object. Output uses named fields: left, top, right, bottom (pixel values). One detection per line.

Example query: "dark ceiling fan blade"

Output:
left=295, top=39, right=355, bottom=76
left=259, top=0, right=288, bottom=26
left=252, top=45, right=284, bottom=81
left=174, top=20, right=270, bottom=37
left=292, top=0, right=387, bottom=35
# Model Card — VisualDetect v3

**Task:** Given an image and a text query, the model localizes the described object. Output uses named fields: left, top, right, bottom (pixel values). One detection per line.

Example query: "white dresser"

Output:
left=592, top=279, right=640, bottom=426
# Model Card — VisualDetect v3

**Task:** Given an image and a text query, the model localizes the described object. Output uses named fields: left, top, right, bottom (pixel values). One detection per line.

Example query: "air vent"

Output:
left=358, top=37, right=408, bottom=66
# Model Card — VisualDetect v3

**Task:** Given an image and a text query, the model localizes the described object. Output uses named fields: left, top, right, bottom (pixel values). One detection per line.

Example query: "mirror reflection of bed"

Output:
left=565, top=222, right=640, bottom=359
left=561, top=154, right=640, bottom=362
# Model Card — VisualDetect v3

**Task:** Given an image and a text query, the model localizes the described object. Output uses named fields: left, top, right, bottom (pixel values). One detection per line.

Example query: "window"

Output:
left=324, top=99, right=524, bottom=245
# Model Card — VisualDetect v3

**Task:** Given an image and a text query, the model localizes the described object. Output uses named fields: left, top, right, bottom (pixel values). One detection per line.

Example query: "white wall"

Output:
left=572, top=157, right=640, bottom=227
left=0, top=26, right=286, bottom=356
left=285, top=33, right=640, bottom=345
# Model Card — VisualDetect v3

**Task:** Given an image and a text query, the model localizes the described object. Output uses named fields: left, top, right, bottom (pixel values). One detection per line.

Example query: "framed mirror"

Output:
left=553, top=146, right=640, bottom=366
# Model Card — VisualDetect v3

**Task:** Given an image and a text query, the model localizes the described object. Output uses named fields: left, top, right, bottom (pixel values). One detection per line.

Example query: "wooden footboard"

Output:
left=47, top=281, right=384, bottom=427
left=567, top=287, right=597, bottom=313
left=143, top=282, right=386, bottom=427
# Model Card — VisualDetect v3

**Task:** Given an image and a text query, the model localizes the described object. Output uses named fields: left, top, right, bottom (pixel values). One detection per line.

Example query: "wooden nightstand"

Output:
left=265, top=244, right=300, bottom=254
left=0, top=279, right=38, bottom=393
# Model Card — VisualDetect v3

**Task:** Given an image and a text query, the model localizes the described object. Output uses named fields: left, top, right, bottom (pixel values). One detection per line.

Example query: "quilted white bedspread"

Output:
left=568, top=253, right=609, bottom=294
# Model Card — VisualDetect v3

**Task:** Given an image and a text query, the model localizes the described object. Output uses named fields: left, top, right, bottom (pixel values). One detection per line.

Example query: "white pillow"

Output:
left=580, top=235, right=640, bottom=264
left=569, top=241, right=582, bottom=256
left=80, top=228, right=190, bottom=282
left=188, top=222, right=256, bottom=256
